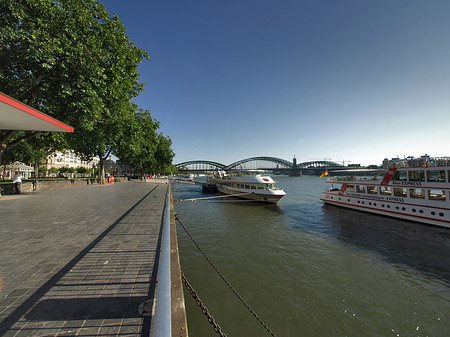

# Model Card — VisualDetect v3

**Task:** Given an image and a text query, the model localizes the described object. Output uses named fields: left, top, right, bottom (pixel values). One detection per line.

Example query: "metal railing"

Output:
left=152, top=186, right=172, bottom=336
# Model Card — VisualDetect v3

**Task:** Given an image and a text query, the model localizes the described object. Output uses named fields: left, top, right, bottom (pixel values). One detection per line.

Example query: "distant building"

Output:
left=382, top=154, right=448, bottom=168
left=42, top=151, right=99, bottom=171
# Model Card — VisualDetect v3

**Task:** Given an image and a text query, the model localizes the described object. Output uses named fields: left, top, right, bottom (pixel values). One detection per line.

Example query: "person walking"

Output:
left=12, top=171, right=22, bottom=194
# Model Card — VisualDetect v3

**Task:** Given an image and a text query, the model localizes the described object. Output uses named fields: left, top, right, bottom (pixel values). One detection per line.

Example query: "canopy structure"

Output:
left=0, top=161, right=34, bottom=179
left=0, top=92, right=74, bottom=133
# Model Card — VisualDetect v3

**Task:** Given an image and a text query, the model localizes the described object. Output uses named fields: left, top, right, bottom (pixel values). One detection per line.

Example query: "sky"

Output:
left=101, top=0, right=450, bottom=166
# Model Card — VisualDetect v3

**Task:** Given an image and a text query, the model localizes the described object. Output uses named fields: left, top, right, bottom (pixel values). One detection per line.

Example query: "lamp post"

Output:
left=34, top=132, right=41, bottom=189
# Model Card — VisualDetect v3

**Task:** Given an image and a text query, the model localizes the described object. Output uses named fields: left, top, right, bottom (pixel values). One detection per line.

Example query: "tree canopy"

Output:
left=0, top=0, right=174, bottom=180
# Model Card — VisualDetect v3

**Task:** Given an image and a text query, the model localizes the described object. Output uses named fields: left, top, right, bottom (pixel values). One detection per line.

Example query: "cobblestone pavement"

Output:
left=0, top=181, right=168, bottom=336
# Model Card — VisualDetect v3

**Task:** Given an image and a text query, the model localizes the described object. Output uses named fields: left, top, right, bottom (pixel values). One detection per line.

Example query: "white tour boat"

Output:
left=321, top=155, right=450, bottom=228
left=207, top=169, right=286, bottom=203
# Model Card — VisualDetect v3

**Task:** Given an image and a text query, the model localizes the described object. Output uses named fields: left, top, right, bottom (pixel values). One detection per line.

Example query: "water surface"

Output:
left=173, top=176, right=450, bottom=337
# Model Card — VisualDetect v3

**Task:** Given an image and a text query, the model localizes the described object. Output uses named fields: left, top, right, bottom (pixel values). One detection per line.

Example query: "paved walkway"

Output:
left=0, top=181, right=168, bottom=336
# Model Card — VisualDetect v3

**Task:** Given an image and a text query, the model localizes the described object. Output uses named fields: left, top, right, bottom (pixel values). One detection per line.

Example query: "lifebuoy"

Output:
left=422, top=162, right=429, bottom=168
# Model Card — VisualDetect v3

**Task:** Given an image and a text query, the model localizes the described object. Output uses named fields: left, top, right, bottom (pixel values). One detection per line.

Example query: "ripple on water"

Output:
left=174, top=176, right=450, bottom=337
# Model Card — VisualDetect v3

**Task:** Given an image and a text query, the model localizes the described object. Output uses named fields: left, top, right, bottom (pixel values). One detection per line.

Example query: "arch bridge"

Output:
left=175, top=157, right=343, bottom=175
left=175, top=160, right=226, bottom=172
left=226, top=156, right=293, bottom=170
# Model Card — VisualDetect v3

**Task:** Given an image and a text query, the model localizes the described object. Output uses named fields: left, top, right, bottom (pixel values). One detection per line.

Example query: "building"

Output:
left=42, top=151, right=100, bottom=172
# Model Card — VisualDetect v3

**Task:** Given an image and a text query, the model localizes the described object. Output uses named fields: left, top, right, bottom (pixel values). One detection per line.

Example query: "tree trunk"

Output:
left=99, top=157, right=106, bottom=184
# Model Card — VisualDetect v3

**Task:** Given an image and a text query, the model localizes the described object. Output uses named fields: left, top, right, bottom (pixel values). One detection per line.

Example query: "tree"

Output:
left=153, top=134, right=175, bottom=175
left=0, top=0, right=149, bottom=183
left=114, top=108, right=159, bottom=179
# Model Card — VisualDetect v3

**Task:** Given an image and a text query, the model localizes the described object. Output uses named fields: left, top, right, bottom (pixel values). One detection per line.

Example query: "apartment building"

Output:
left=42, top=151, right=100, bottom=171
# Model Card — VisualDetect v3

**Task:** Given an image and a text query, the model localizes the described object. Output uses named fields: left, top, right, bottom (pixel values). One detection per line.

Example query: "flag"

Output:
left=319, top=170, right=328, bottom=178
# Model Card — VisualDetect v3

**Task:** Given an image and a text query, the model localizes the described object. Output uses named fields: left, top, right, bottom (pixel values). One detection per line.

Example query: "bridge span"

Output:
left=175, top=157, right=344, bottom=176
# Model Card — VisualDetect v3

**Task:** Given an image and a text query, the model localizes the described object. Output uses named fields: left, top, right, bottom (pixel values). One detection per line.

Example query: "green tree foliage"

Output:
left=1, top=0, right=174, bottom=178
left=153, top=133, right=175, bottom=175
left=114, top=108, right=158, bottom=178
left=1, top=135, right=38, bottom=165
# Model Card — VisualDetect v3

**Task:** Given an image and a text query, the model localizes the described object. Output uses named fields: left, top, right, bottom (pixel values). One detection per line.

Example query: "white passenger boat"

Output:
left=207, top=169, right=286, bottom=203
left=320, top=155, right=450, bottom=228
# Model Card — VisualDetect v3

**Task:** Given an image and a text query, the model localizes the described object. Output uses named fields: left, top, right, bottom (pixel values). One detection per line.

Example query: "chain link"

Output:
left=181, top=272, right=228, bottom=337
left=176, top=213, right=277, bottom=337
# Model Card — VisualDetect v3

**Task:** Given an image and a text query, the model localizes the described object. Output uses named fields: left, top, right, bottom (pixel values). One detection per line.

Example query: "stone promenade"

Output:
left=0, top=181, right=168, bottom=336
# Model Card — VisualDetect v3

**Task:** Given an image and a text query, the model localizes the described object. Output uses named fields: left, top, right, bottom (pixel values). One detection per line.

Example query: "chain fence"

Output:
left=181, top=271, right=228, bottom=337
left=175, top=213, right=277, bottom=337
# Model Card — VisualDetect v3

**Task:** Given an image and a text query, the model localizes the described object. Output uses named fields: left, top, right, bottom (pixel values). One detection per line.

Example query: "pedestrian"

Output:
left=13, top=171, right=22, bottom=194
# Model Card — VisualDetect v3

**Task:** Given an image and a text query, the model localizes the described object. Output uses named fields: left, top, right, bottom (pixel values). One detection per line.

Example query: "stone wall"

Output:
left=0, top=178, right=127, bottom=195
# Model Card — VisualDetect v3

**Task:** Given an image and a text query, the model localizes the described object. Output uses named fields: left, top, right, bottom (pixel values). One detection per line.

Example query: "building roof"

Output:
left=0, top=92, right=74, bottom=133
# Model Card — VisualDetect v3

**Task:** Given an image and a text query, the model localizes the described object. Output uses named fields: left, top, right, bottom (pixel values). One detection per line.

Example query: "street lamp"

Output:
left=34, top=132, right=41, bottom=189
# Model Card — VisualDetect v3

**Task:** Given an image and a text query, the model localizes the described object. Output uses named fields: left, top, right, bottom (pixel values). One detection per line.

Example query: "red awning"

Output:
left=0, top=92, right=74, bottom=133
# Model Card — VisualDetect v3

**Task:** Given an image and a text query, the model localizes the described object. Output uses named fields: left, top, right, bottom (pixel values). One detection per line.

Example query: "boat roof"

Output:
left=329, top=169, right=382, bottom=173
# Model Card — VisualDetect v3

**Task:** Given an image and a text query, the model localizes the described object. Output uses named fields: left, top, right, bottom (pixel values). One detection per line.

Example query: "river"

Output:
left=172, top=175, right=450, bottom=337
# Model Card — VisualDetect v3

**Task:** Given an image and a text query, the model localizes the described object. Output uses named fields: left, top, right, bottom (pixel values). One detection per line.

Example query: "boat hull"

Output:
left=321, top=191, right=450, bottom=228
left=217, top=184, right=285, bottom=203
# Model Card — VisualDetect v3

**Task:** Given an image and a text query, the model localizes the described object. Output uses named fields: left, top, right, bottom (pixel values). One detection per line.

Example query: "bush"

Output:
left=76, top=167, right=89, bottom=174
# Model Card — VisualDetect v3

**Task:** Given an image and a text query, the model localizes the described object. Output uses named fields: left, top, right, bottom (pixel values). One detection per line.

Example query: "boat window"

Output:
left=409, top=188, right=425, bottom=199
left=392, top=171, right=407, bottom=181
left=393, top=187, right=407, bottom=197
left=251, top=185, right=256, bottom=189
left=428, top=189, right=446, bottom=201
left=356, top=185, right=365, bottom=193
left=427, top=170, right=446, bottom=182
left=245, top=184, right=250, bottom=189
left=408, top=170, right=425, bottom=182
left=367, top=186, right=378, bottom=194
left=345, top=185, right=355, bottom=193
left=257, top=184, right=264, bottom=190
left=380, top=187, right=392, bottom=195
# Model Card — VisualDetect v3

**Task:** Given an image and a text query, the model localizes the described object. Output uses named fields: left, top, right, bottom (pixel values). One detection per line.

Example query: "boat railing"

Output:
left=386, top=156, right=450, bottom=168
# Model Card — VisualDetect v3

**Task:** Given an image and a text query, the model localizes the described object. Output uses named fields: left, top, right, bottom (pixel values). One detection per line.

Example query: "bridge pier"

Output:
left=289, top=169, right=302, bottom=177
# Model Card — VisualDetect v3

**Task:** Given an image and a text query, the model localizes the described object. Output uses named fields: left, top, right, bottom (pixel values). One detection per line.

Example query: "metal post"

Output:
left=152, top=186, right=172, bottom=336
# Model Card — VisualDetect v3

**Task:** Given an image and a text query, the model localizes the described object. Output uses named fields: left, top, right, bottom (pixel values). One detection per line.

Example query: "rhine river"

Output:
left=172, top=175, right=450, bottom=337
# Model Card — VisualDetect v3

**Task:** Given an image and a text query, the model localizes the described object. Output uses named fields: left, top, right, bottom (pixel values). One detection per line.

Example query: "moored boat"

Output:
left=320, top=155, right=450, bottom=228
left=207, top=169, right=286, bottom=203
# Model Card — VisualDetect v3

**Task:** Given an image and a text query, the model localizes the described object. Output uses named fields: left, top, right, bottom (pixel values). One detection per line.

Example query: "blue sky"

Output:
left=102, top=0, right=450, bottom=166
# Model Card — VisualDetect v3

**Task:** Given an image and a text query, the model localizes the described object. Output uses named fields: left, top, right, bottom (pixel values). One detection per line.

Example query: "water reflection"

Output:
left=322, top=204, right=450, bottom=284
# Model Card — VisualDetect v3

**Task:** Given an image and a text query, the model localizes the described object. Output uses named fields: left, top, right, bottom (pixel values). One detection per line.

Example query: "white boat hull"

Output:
left=321, top=191, right=450, bottom=228
left=217, top=184, right=285, bottom=203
